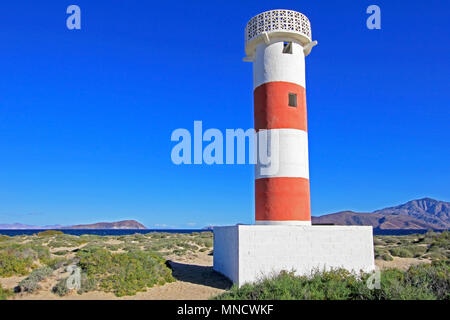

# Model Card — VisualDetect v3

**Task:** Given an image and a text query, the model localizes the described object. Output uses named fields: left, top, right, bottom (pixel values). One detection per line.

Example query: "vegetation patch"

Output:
left=375, top=231, right=449, bottom=262
left=0, top=252, right=34, bottom=277
left=37, top=230, right=64, bottom=237
left=52, top=278, right=70, bottom=296
left=0, top=235, right=11, bottom=242
left=17, top=266, right=53, bottom=293
left=0, top=284, right=13, bottom=300
left=76, top=248, right=175, bottom=296
left=389, top=247, right=414, bottom=258
left=215, top=261, right=449, bottom=300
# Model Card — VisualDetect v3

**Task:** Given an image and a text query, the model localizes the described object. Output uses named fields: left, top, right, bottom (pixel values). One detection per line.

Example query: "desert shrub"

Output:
left=76, top=248, right=175, bottom=297
left=45, top=257, right=67, bottom=270
left=17, top=267, right=53, bottom=293
left=106, top=245, right=121, bottom=251
left=175, top=241, right=198, bottom=251
left=376, top=253, right=394, bottom=261
left=53, top=250, right=69, bottom=256
left=150, top=233, right=169, bottom=239
left=389, top=247, right=414, bottom=258
left=0, top=252, right=33, bottom=277
left=30, top=266, right=53, bottom=280
left=423, top=251, right=447, bottom=261
left=215, top=269, right=362, bottom=300
left=405, top=245, right=427, bottom=257
left=0, top=242, right=50, bottom=262
left=382, top=237, right=398, bottom=244
left=77, top=273, right=98, bottom=294
left=0, top=235, right=11, bottom=242
left=37, top=230, right=64, bottom=237
left=122, top=245, right=139, bottom=252
left=214, top=262, right=450, bottom=300
left=52, top=278, right=70, bottom=296
left=199, top=232, right=213, bottom=238
left=428, top=232, right=450, bottom=251
left=173, top=248, right=187, bottom=256
left=17, top=278, right=41, bottom=293
left=46, top=235, right=87, bottom=248
left=404, top=261, right=449, bottom=299
left=47, top=240, right=69, bottom=248
left=198, top=238, right=213, bottom=248
left=373, top=238, right=384, bottom=246
left=0, top=285, right=13, bottom=300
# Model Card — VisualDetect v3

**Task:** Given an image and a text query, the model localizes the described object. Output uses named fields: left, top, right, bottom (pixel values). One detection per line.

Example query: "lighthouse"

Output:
left=244, top=9, right=317, bottom=225
left=213, top=9, right=375, bottom=287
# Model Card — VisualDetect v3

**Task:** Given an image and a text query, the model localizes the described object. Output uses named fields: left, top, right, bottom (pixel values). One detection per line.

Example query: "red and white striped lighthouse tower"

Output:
left=213, top=10, right=375, bottom=286
left=244, top=9, right=317, bottom=225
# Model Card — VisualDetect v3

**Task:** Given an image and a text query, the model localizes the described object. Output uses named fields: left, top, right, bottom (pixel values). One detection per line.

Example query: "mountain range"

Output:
left=1, top=198, right=448, bottom=230
left=0, top=220, right=146, bottom=230
left=312, top=198, right=449, bottom=230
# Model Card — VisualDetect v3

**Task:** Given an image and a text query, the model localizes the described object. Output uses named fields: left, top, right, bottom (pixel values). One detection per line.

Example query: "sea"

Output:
left=0, top=229, right=209, bottom=237
left=0, top=228, right=443, bottom=237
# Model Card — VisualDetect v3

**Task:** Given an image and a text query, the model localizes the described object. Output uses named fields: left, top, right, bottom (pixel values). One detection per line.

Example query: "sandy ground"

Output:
left=3, top=254, right=431, bottom=300
left=4, top=250, right=232, bottom=300
left=1, top=236, right=433, bottom=300
left=375, top=256, right=431, bottom=271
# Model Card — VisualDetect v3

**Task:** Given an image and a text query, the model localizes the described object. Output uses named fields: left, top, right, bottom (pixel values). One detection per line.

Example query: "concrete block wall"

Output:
left=213, top=225, right=375, bottom=286
left=213, top=226, right=239, bottom=284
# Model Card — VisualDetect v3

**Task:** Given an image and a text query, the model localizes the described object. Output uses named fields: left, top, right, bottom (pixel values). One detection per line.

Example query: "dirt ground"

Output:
left=2, top=253, right=431, bottom=300
left=2, top=250, right=231, bottom=300
left=375, top=256, right=431, bottom=271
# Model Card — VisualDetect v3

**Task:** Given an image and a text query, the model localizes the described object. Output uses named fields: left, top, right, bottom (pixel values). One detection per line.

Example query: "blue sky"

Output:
left=0, top=0, right=448, bottom=228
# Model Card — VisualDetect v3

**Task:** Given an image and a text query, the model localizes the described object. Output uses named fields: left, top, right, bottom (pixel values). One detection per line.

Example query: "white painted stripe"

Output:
left=255, top=220, right=312, bottom=226
left=253, top=40, right=306, bottom=89
left=255, top=129, right=309, bottom=179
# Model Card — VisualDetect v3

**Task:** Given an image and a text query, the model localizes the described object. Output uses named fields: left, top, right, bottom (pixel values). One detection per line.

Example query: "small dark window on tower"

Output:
left=288, top=93, right=297, bottom=107
left=283, top=41, right=292, bottom=54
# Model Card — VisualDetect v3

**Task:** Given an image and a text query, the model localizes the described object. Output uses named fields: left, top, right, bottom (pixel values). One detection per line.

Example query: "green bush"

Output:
left=17, top=266, right=53, bottom=293
left=405, top=261, right=449, bottom=299
left=76, top=248, right=175, bottom=297
left=380, top=253, right=394, bottom=261
left=0, top=235, right=11, bottom=242
left=0, top=242, right=50, bottom=262
left=53, top=250, right=69, bottom=256
left=374, top=248, right=393, bottom=261
left=0, top=252, right=33, bottom=277
left=37, top=230, right=64, bottom=237
left=214, top=262, right=450, bottom=300
left=0, top=285, right=13, bottom=300
left=52, top=278, right=70, bottom=296
left=406, top=245, right=428, bottom=257
left=77, top=273, right=98, bottom=294
left=45, top=257, right=67, bottom=270
left=424, top=251, right=447, bottom=261
left=389, top=247, right=414, bottom=258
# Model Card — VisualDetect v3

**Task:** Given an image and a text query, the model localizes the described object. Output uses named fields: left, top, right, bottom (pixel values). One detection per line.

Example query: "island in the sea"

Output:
left=0, top=220, right=147, bottom=230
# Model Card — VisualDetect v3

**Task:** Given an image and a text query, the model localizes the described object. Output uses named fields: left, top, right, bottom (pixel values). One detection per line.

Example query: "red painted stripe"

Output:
left=255, top=177, right=311, bottom=222
left=254, top=81, right=308, bottom=132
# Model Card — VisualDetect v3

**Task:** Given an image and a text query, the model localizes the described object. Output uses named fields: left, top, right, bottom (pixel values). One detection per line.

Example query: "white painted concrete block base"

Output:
left=213, top=225, right=375, bottom=287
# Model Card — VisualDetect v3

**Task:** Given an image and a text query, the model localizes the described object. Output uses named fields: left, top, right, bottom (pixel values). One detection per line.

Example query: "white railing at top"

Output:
left=245, top=9, right=312, bottom=45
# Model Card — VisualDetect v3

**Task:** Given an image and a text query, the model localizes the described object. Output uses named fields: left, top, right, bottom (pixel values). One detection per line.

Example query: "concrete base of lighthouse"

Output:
left=213, top=225, right=375, bottom=287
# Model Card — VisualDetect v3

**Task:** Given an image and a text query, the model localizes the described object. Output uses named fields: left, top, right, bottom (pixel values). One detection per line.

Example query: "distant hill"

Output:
left=312, top=198, right=449, bottom=230
left=0, top=220, right=147, bottom=230
left=0, top=223, right=63, bottom=230
left=66, top=220, right=147, bottom=230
